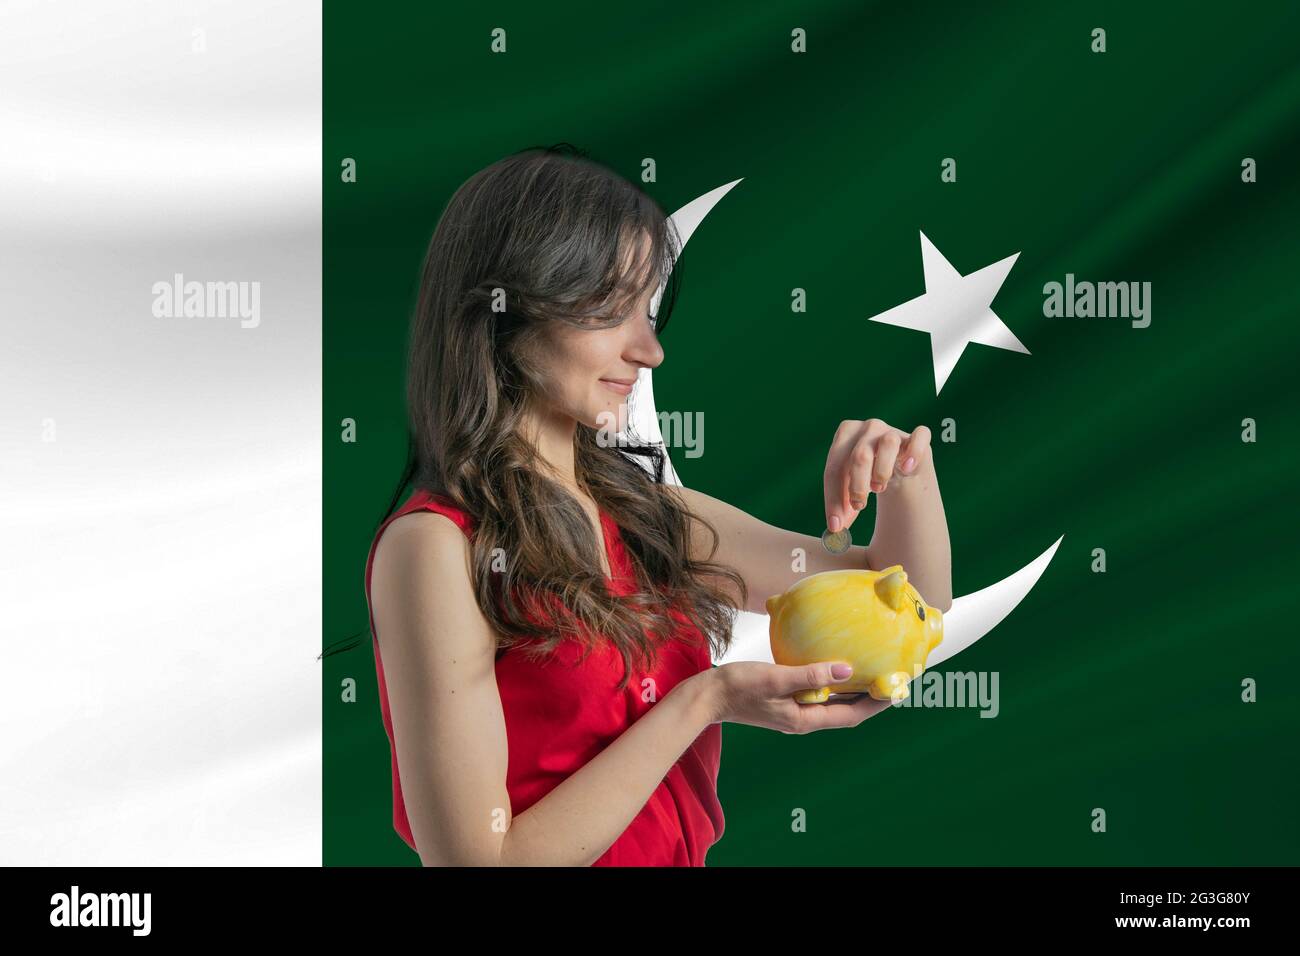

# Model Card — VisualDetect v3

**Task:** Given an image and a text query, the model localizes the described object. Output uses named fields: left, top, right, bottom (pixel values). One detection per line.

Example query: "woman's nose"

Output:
left=628, top=319, right=664, bottom=369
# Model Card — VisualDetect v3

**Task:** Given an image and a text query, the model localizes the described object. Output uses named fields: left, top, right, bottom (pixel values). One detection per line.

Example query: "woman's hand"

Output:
left=824, top=419, right=932, bottom=534
left=706, top=661, right=895, bottom=733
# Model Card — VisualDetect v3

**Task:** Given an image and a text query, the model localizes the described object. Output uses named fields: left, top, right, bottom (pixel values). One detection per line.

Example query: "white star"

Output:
left=867, top=231, right=1028, bottom=395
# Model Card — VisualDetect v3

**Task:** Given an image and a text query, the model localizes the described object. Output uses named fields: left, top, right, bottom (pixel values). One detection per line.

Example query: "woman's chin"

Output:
left=589, top=403, right=629, bottom=437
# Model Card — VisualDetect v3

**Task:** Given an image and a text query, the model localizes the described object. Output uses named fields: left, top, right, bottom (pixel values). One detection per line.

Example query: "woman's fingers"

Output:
left=824, top=421, right=863, bottom=531
left=795, top=692, right=895, bottom=731
left=896, top=425, right=931, bottom=476
left=775, top=661, right=854, bottom=697
left=772, top=662, right=896, bottom=733
left=827, top=419, right=924, bottom=527
left=844, top=433, right=875, bottom=512
left=865, top=429, right=902, bottom=495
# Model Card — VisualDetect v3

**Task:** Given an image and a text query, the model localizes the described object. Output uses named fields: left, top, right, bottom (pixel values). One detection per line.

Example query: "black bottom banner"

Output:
left=9, top=865, right=1291, bottom=939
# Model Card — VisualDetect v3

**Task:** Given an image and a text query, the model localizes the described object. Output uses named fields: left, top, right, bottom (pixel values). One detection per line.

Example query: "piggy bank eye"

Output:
left=914, top=599, right=925, bottom=621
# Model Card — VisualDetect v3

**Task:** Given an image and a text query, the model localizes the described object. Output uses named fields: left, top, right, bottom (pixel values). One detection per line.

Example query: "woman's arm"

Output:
left=667, top=485, right=880, bottom=615
left=370, top=511, right=717, bottom=867
left=668, top=456, right=952, bottom=616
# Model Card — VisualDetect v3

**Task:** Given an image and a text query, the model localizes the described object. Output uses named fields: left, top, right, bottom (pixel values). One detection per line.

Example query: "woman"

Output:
left=364, top=144, right=953, bottom=866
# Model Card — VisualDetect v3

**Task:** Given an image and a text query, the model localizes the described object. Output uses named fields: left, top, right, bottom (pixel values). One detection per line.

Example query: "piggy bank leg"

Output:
left=793, top=686, right=831, bottom=704
left=868, top=671, right=913, bottom=701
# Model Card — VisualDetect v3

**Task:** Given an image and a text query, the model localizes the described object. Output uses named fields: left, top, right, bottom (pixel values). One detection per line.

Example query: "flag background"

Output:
left=1, top=0, right=321, bottom=865
left=326, top=1, right=1300, bottom=864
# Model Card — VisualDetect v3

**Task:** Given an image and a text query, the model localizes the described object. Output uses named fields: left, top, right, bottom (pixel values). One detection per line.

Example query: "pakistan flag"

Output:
left=325, top=0, right=1300, bottom=865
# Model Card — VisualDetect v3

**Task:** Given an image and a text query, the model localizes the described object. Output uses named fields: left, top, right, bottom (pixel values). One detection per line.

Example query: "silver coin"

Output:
left=821, top=526, right=852, bottom=554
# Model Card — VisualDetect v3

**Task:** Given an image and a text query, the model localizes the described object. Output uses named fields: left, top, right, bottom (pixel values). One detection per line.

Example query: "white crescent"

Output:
left=618, top=180, right=1061, bottom=668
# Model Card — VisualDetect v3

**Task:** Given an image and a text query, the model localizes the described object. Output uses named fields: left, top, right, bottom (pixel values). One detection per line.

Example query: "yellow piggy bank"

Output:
left=766, top=565, right=943, bottom=703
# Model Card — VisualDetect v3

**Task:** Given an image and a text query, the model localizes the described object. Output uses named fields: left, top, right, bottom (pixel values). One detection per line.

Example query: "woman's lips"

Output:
left=600, top=379, right=634, bottom=395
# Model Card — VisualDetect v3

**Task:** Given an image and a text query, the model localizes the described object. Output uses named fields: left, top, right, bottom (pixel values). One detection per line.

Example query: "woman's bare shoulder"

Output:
left=382, top=508, right=465, bottom=543
left=371, top=508, right=498, bottom=658
left=372, top=510, right=473, bottom=604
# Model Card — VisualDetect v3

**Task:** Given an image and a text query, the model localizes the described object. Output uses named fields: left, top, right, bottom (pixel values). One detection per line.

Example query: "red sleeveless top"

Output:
left=363, top=488, right=725, bottom=865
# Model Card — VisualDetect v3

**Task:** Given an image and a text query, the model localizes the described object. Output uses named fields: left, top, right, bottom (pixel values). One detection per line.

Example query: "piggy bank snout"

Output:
left=926, top=605, right=943, bottom=645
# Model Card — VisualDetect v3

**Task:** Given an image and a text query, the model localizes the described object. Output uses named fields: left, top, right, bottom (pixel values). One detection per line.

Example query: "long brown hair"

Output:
left=381, top=143, right=745, bottom=688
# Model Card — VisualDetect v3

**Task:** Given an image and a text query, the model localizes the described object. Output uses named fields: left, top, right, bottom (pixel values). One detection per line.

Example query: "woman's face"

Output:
left=532, top=232, right=666, bottom=431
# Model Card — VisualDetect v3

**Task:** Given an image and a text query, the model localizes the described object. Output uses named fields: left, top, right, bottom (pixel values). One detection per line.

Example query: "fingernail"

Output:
left=828, top=514, right=841, bottom=532
left=832, top=663, right=853, bottom=680
left=871, top=480, right=883, bottom=492
left=903, top=456, right=916, bottom=473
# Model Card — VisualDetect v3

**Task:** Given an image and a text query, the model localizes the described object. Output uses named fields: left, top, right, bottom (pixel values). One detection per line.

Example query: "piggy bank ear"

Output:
left=874, top=569, right=909, bottom=611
